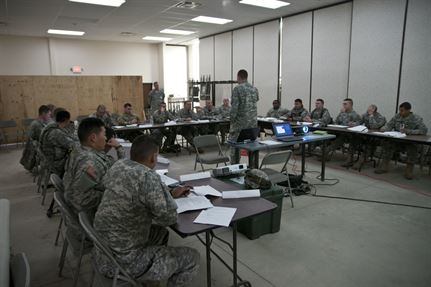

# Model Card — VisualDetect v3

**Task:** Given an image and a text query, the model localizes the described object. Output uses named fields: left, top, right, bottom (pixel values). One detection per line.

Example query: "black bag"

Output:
left=278, top=174, right=311, bottom=196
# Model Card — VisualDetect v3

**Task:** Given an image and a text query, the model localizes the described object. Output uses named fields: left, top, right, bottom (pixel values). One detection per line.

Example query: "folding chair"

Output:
left=78, top=211, right=140, bottom=287
left=10, top=253, right=31, bottom=287
left=54, top=192, right=93, bottom=287
left=193, top=135, right=230, bottom=171
left=259, top=150, right=294, bottom=207
left=20, top=118, right=35, bottom=143
left=0, top=120, right=18, bottom=148
left=51, top=174, right=65, bottom=246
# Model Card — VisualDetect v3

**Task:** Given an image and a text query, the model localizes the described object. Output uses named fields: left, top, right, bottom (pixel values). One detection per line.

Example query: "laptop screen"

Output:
left=273, top=123, right=294, bottom=137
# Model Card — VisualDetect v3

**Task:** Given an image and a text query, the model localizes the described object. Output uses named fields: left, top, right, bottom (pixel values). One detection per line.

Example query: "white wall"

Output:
left=199, top=37, right=214, bottom=80
left=399, top=0, right=431, bottom=129
left=163, top=45, right=187, bottom=98
left=232, top=27, right=254, bottom=82
left=214, top=32, right=233, bottom=106
left=0, top=35, right=161, bottom=82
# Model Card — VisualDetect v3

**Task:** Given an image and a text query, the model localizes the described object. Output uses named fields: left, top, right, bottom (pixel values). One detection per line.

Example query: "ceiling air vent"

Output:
left=174, top=1, right=202, bottom=9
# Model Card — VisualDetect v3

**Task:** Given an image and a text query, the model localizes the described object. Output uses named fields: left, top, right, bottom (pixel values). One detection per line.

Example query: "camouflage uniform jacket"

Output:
left=177, top=108, right=197, bottom=121
left=63, top=145, right=125, bottom=213
left=194, top=109, right=205, bottom=119
left=203, top=107, right=218, bottom=119
left=216, top=105, right=231, bottom=119
left=118, top=113, right=140, bottom=125
left=310, top=108, right=332, bottom=126
left=289, top=107, right=310, bottom=121
left=29, top=118, right=48, bottom=141
left=152, top=110, right=175, bottom=124
left=334, top=110, right=362, bottom=126
left=266, top=107, right=289, bottom=118
left=39, top=122, right=79, bottom=176
left=230, top=81, right=259, bottom=137
left=382, top=113, right=428, bottom=135
left=362, top=112, right=386, bottom=130
left=148, top=89, right=165, bottom=112
left=94, top=159, right=177, bottom=277
left=89, top=113, right=114, bottom=128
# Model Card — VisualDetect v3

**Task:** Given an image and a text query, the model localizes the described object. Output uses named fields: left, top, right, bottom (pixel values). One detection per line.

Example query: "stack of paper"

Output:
left=157, top=156, right=170, bottom=164
left=258, top=140, right=283, bottom=146
left=194, top=207, right=237, bottom=227
left=126, top=124, right=138, bottom=127
left=180, top=171, right=211, bottom=182
left=192, top=185, right=222, bottom=197
left=159, top=174, right=178, bottom=186
left=372, top=131, right=407, bottom=138
left=164, top=121, right=177, bottom=126
left=222, top=189, right=260, bottom=199
left=139, top=124, right=152, bottom=128
left=347, top=125, right=368, bottom=133
left=175, top=195, right=214, bottom=213
left=155, top=169, right=168, bottom=175
left=328, top=124, right=348, bottom=128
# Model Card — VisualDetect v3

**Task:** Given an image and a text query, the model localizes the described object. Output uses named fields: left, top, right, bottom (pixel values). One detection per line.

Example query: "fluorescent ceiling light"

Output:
left=142, top=36, right=172, bottom=42
left=47, top=29, right=85, bottom=36
left=239, top=0, right=290, bottom=9
left=191, top=16, right=233, bottom=25
left=160, top=29, right=195, bottom=35
left=69, top=0, right=126, bottom=7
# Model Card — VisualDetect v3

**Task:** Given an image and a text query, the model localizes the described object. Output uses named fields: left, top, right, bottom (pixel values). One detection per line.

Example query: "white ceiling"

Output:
left=0, top=0, right=347, bottom=44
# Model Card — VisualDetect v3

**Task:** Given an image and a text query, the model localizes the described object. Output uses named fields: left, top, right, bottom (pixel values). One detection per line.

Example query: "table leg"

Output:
left=233, top=223, right=238, bottom=287
left=301, top=143, right=306, bottom=177
left=206, top=231, right=212, bottom=287
left=321, top=141, right=326, bottom=181
left=248, top=151, right=259, bottom=169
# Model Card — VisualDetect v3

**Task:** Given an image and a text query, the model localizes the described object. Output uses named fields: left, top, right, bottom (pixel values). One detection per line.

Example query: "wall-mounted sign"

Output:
left=71, top=65, right=83, bottom=74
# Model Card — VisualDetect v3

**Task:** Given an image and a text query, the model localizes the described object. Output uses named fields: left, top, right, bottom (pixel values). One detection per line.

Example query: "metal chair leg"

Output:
left=41, top=172, right=50, bottom=205
left=72, top=236, right=86, bottom=287
left=55, top=218, right=63, bottom=246
left=58, top=240, right=69, bottom=276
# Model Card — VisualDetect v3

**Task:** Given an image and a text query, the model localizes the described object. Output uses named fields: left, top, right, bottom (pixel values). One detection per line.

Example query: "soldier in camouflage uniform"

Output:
left=288, top=99, right=310, bottom=122
left=40, top=110, right=79, bottom=177
left=89, top=104, right=114, bottom=128
left=20, top=105, right=51, bottom=171
left=177, top=100, right=197, bottom=148
left=203, top=100, right=219, bottom=136
left=152, top=102, right=177, bottom=152
left=230, top=69, right=259, bottom=164
left=216, top=98, right=231, bottom=144
left=375, top=102, right=428, bottom=179
left=351, top=105, right=386, bottom=170
left=118, top=103, right=140, bottom=125
left=94, top=135, right=199, bottom=286
left=304, top=99, right=332, bottom=126
left=148, top=82, right=165, bottom=115
left=266, top=99, right=289, bottom=118
left=63, top=118, right=125, bottom=216
left=326, top=98, right=362, bottom=166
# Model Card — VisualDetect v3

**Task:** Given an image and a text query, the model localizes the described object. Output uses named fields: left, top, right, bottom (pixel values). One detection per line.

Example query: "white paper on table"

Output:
left=159, top=174, right=178, bottom=186
left=112, top=125, right=123, bottom=129
left=157, top=156, right=170, bottom=164
left=222, top=189, right=260, bottom=199
left=372, top=131, right=406, bottom=138
left=126, top=124, right=138, bottom=127
left=229, top=176, right=245, bottom=185
left=299, top=122, right=313, bottom=126
left=258, top=140, right=283, bottom=146
left=180, top=171, right=211, bottom=182
left=193, top=207, right=237, bottom=227
left=164, top=121, right=177, bottom=126
left=121, top=142, right=132, bottom=148
left=192, top=185, right=222, bottom=197
left=347, top=125, right=368, bottom=133
left=197, top=119, right=210, bottom=123
left=155, top=169, right=168, bottom=175
left=116, top=138, right=126, bottom=143
left=327, top=124, right=348, bottom=128
left=139, top=124, right=153, bottom=128
left=175, top=196, right=214, bottom=213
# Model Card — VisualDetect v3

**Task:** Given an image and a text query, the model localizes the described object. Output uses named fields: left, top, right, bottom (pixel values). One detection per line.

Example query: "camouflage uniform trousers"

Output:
left=379, top=140, right=418, bottom=163
left=179, top=126, right=197, bottom=147
left=134, top=225, right=199, bottom=287
left=229, top=130, right=241, bottom=164
left=218, top=123, right=230, bottom=144
left=326, top=133, right=361, bottom=160
left=152, top=127, right=177, bottom=150
left=198, top=122, right=219, bottom=136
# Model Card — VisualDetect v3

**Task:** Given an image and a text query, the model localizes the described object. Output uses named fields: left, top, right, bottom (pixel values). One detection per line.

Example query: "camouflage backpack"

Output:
left=244, top=169, right=272, bottom=190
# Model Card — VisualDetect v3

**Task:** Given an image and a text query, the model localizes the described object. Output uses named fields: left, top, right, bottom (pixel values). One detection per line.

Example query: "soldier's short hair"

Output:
left=399, top=102, right=411, bottom=110
left=294, top=99, right=302, bottom=104
left=343, top=98, right=353, bottom=104
left=370, top=104, right=378, bottom=112
left=53, top=107, right=66, bottom=118
left=159, top=102, right=166, bottom=106
left=124, top=103, right=132, bottom=108
left=131, top=135, right=159, bottom=162
left=55, top=110, right=70, bottom=123
left=237, top=69, right=248, bottom=80
left=78, top=117, right=105, bottom=143
left=273, top=99, right=280, bottom=104
left=96, top=104, right=106, bottom=111
left=316, top=98, right=324, bottom=104
left=38, top=105, right=50, bottom=115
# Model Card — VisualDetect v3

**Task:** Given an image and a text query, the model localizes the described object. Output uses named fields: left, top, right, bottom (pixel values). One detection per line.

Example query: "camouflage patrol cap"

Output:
left=244, top=169, right=272, bottom=190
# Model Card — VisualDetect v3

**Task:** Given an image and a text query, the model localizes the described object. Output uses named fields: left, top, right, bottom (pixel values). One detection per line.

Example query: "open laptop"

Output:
left=228, top=127, right=259, bottom=144
left=272, top=123, right=303, bottom=142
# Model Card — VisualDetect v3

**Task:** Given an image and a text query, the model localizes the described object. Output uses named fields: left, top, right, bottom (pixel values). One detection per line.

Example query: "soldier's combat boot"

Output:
left=375, top=159, right=390, bottom=174
left=404, top=163, right=414, bottom=180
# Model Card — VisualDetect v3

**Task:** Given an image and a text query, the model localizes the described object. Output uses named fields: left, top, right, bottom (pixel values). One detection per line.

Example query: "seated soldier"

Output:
left=351, top=104, right=386, bottom=170
left=288, top=99, right=310, bottom=122
left=216, top=97, right=231, bottom=144
left=40, top=110, right=79, bottom=177
left=304, top=98, right=332, bottom=126
left=267, top=99, right=289, bottom=118
left=118, top=103, right=140, bottom=125
left=203, top=100, right=219, bottom=135
left=94, top=135, right=200, bottom=286
left=64, top=118, right=125, bottom=215
left=326, top=98, right=362, bottom=167
left=177, top=100, right=197, bottom=148
left=89, top=104, right=113, bottom=128
left=152, top=102, right=177, bottom=152
left=375, top=102, right=428, bottom=179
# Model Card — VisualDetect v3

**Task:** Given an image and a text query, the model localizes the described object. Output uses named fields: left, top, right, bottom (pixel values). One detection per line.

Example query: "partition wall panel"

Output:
left=232, top=27, right=254, bottom=83
left=199, top=36, right=214, bottom=80
left=214, top=32, right=233, bottom=106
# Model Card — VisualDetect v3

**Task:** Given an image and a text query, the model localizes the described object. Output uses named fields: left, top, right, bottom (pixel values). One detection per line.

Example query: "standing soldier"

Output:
left=216, top=98, right=231, bottom=144
left=288, top=99, right=310, bottom=122
left=148, top=81, right=165, bottom=115
left=229, top=69, right=259, bottom=164
left=266, top=99, right=289, bottom=118
left=153, top=102, right=177, bottom=152
left=375, top=102, right=427, bottom=179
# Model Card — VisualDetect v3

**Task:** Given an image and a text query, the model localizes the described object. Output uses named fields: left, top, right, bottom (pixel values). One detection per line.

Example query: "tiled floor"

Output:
left=1, top=145, right=430, bottom=287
